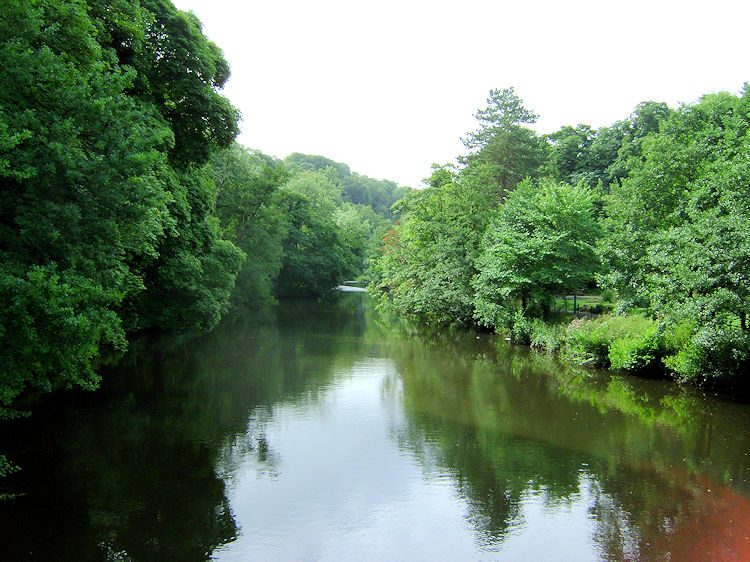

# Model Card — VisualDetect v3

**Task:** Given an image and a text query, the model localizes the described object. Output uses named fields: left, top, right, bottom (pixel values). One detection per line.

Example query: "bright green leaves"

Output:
left=372, top=166, right=493, bottom=326
left=473, top=180, right=601, bottom=327
left=599, top=89, right=750, bottom=381
left=372, top=90, right=591, bottom=330
left=371, top=83, right=750, bottom=385
left=0, top=264, right=126, bottom=407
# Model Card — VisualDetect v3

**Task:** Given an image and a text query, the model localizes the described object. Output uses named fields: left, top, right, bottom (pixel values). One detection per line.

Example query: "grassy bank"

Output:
left=503, top=310, right=750, bottom=395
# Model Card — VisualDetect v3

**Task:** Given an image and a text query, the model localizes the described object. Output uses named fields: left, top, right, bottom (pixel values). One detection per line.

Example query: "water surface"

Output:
left=2, top=293, right=750, bottom=560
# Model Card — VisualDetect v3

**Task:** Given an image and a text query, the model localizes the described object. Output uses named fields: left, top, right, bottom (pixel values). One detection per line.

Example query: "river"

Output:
left=2, top=292, right=750, bottom=560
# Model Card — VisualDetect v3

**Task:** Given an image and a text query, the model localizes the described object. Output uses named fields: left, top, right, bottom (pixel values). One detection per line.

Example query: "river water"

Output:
left=2, top=293, right=750, bottom=560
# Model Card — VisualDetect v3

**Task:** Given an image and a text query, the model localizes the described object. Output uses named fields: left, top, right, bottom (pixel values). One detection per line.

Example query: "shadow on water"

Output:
left=0, top=293, right=369, bottom=560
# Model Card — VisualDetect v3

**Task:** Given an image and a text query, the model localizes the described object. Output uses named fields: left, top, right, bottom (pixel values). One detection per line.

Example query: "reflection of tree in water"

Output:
left=215, top=295, right=376, bottom=488
left=216, top=406, right=281, bottom=486
left=588, top=460, right=750, bottom=561
left=384, top=322, right=750, bottom=560
left=0, top=321, right=260, bottom=559
left=5, top=293, right=750, bottom=559
left=386, top=339, right=586, bottom=547
left=0, top=295, right=369, bottom=560
left=393, top=410, right=585, bottom=548
left=588, top=478, right=641, bottom=561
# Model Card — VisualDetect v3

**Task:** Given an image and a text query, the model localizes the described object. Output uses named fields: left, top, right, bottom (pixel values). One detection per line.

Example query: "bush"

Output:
left=608, top=327, right=659, bottom=372
left=563, top=314, right=660, bottom=370
left=530, top=319, right=566, bottom=353
left=600, top=288, right=616, bottom=303
left=510, top=310, right=534, bottom=345
left=563, top=317, right=611, bottom=366
left=663, top=325, right=750, bottom=384
left=583, top=302, right=615, bottom=315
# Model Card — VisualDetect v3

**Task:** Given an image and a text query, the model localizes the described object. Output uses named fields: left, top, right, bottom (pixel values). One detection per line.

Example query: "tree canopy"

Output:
left=474, top=179, right=601, bottom=325
left=371, top=83, right=750, bottom=388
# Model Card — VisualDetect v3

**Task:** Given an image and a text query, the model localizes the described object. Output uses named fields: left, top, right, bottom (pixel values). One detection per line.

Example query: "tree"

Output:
left=605, top=101, right=671, bottom=187
left=371, top=165, right=494, bottom=326
left=127, top=0, right=239, bottom=166
left=463, top=87, right=539, bottom=146
left=460, top=87, right=547, bottom=199
left=283, top=152, right=407, bottom=217
left=474, top=179, right=601, bottom=327
left=546, top=125, right=596, bottom=185
left=211, top=144, right=288, bottom=308
left=601, top=95, right=732, bottom=306
left=275, top=170, right=361, bottom=297
left=136, top=166, right=245, bottom=331
left=599, top=89, right=750, bottom=381
left=334, top=204, right=372, bottom=273
left=0, top=0, right=170, bottom=406
left=119, top=0, right=244, bottom=331
left=0, top=0, right=241, bottom=409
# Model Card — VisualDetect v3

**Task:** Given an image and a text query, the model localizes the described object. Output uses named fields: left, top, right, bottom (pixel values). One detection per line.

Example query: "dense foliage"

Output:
left=2, top=1, right=748, bottom=409
left=474, top=179, right=601, bottom=325
left=0, top=0, right=240, bottom=409
left=0, top=1, right=401, bottom=414
left=284, top=152, right=408, bottom=217
left=373, top=165, right=493, bottom=326
left=371, top=85, right=750, bottom=390
left=209, top=149, right=400, bottom=302
left=600, top=91, right=750, bottom=382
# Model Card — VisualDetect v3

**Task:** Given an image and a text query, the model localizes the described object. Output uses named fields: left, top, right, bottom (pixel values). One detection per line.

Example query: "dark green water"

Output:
left=2, top=293, right=750, bottom=560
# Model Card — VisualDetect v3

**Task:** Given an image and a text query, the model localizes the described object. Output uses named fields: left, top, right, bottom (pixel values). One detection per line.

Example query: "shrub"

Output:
left=584, top=302, right=615, bottom=315
left=600, top=288, right=616, bottom=303
left=563, top=313, right=659, bottom=370
left=530, top=319, right=566, bottom=353
left=510, top=310, right=534, bottom=345
left=563, top=317, right=611, bottom=366
left=663, top=326, right=750, bottom=384
left=608, top=327, right=659, bottom=372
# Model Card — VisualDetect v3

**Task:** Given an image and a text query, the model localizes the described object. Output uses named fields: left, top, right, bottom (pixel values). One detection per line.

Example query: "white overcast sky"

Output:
left=173, top=0, right=749, bottom=187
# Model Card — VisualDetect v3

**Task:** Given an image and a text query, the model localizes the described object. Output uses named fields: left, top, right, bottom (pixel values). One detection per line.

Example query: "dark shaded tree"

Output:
left=0, top=0, right=241, bottom=410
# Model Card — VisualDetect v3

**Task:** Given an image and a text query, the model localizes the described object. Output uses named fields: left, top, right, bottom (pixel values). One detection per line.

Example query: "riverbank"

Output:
left=497, top=309, right=749, bottom=398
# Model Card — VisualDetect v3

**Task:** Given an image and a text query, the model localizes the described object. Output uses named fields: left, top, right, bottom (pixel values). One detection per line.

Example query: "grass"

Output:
left=554, top=293, right=614, bottom=315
